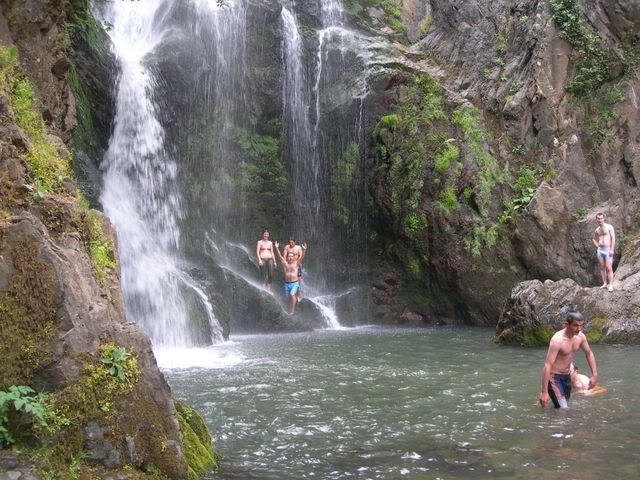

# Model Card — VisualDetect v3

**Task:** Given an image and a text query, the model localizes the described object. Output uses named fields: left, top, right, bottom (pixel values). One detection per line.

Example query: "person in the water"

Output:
left=570, top=362, right=607, bottom=395
left=274, top=240, right=306, bottom=315
left=539, top=311, right=599, bottom=409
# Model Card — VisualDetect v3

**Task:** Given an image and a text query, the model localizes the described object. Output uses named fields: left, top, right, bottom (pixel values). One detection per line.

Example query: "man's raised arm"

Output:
left=274, top=241, right=285, bottom=263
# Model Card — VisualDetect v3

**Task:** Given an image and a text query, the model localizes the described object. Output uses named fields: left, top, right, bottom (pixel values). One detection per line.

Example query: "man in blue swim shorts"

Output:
left=275, top=240, right=307, bottom=315
left=539, top=312, right=599, bottom=409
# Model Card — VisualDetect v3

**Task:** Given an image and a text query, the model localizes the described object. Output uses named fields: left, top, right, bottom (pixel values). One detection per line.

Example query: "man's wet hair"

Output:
left=289, top=237, right=296, bottom=242
left=566, top=311, right=584, bottom=323
left=596, top=212, right=605, bottom=219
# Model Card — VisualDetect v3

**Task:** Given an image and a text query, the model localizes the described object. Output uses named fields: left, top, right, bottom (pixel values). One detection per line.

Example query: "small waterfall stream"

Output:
left=100, top=0, right=223, bottom=348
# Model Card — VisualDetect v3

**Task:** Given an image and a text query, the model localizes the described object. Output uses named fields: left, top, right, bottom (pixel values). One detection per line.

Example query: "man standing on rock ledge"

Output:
left=539, top=312, right=598, bottom=409
left=593, top=212, right=616, bottom=292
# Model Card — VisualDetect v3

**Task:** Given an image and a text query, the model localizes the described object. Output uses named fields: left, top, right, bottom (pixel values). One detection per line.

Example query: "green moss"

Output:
left=31, top=345, right=141, bottom=477
left=67, top=65, right=94, bottom=155
left=585, top=316, right=608, bottom=343
left=0, top=243, right=58, bottom=389
left=496, top=323, right=554, bottom=346
left=373, top=75, right=446, bottom=239
left=330, top=141, right=359, bottom=225
left=345, top=0, right=405, bottom=32
left=77, top=209, right=116, bottom=282
left=0, top=45, right=72, bottom=193
left=175, top=400, right=217, bottom=479
left=434, top=143, right=459, bottom=173
left=231, top=128, right=289, bottom=230
left=437, top=186, right=458, bottom=213
left=404, top=212, right=426, bottom=235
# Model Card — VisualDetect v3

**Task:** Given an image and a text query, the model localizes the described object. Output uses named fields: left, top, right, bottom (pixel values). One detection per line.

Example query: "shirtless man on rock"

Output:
left=275, top=240, right=307, bottom=315
left=592, top=212, right=616, bottom=292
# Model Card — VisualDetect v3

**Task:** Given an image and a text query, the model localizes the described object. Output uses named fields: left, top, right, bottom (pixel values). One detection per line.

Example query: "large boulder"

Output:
left=0, top=211, right=213, bottom=478
left=496, top=234, right=640, bottom=345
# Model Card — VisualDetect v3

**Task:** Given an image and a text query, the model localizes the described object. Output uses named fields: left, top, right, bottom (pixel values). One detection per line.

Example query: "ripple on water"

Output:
left=165, top=328, right=640, bottom=480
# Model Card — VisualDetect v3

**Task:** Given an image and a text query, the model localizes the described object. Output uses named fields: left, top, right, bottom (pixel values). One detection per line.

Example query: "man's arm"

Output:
left=300, top=243, right=307, bottom=262
left=592, top=228, right=599, bottom=248
left=274, top=241, right=285, bottom=263
left=539, top=339, right=560, bottom=407
left=580, top=336, right=598, bottom=388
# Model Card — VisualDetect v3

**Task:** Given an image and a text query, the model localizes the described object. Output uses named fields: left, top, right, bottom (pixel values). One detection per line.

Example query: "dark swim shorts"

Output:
left=548, top=373, right=571, bottom=408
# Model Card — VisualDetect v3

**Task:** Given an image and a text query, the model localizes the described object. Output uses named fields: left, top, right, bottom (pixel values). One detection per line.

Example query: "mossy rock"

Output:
left=175, top=400, right=218, bottom=479
left=0, top=242, right=58, bottom=389
left=495, top=322, right=554, bottom=346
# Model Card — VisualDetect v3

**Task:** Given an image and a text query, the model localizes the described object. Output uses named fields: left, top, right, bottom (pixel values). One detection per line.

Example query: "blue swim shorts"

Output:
left=284, top=281, right=300, bottom=297
left=548, top=373, right=571, bottom=409
left=597, top=247, right=610, bottom=261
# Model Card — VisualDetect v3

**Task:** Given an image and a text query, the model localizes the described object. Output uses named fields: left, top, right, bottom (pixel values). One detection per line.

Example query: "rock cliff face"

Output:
left=0, top=1, right=215, bottom=478
left=354, top=0, right=640, bottom=331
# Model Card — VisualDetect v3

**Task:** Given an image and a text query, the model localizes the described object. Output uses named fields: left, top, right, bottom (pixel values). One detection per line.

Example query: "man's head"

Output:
left=288, top=238, right=296, bottom=248
left=596, top=213, right=605, bottom=225
left=286, top=251, right=296, bottom=264
left=565, top=311, right=585, bottom=336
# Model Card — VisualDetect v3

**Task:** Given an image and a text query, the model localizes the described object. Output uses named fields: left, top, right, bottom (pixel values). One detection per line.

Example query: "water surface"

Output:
left=164, top=327, right=640, bottom=479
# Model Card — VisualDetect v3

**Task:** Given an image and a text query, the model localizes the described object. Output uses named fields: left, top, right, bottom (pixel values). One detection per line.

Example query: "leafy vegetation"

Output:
left=27, top=344, right=141, bottom=477
left=100, top=344, right=133, bottom=381
left=77, top=207, right=117, bottom=282
left=451, top=107, right=501, bottom=218
left=0, top=45, right=72, bottom=193
left=548, top=0, right=611, bottom=96
left=0, top=386, right=47, bottom=446
left=344, top=0, right=405, bottom=33
left=373, top=75, right=446, bottom=239
left=581, top=84, right=625, bottom=147
left=330, top=141, right=359, bottom=225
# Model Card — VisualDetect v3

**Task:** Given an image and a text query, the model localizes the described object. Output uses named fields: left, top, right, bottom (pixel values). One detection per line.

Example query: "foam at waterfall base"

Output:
left=155, top=343, right=244, bottom=369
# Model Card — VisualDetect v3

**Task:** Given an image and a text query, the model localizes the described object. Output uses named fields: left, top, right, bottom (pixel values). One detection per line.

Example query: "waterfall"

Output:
left=100, top=0, right=223, bottom=347
left=281, top=5, right=320, bottom=239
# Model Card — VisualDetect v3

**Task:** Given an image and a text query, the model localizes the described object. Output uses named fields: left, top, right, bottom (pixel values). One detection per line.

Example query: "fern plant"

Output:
left=0, top=385, right=47, bottom=446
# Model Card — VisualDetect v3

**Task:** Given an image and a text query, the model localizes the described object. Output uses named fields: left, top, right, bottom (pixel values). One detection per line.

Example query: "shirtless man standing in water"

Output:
left=275, top=240, right=307, bottom=315
left=256, top=229, right=277, bottom=292
left=539, top=312, right=598, bottom=409
left=592, top=212, right=616, bottom=291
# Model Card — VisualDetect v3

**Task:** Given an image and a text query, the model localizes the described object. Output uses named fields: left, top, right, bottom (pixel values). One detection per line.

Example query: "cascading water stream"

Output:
left=281, top=4, right=320, bottom=237
left=280, top=2, right=344, bottom=328
left=100, top=0, right=223, bottom=348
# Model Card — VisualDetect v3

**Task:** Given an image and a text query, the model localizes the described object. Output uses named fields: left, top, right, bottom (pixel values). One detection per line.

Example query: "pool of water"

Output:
left=162, top=327, right=640, bottom=479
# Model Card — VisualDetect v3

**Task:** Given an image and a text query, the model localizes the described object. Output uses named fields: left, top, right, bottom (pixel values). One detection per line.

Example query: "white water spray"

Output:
left=100, top=0, right=223, bottom=348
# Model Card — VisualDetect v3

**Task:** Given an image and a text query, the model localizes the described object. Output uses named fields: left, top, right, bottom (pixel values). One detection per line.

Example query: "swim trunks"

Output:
left=284, top=281, right=300, bottom=297
left=548, top=373, right=571, bottom=409
left=597, top=246, right=610, bottom=261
